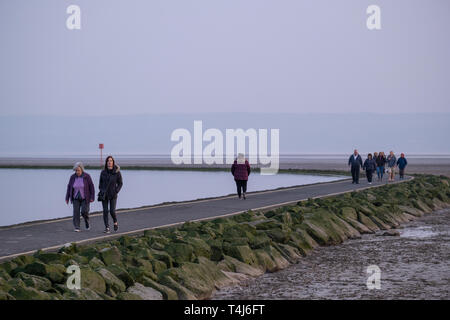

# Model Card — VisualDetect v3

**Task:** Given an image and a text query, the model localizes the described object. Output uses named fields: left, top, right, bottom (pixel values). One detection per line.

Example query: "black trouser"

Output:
left=235, top=180, right=247, bottom=197
left=351, top=165, right=360, bottom=183
left=399, top=168, right=405, bottom=179
left=102, top=198, right=117, bottom=228
left=366, top=170, right=374, bottom=183
left=73, top=198, right=89, bottom=229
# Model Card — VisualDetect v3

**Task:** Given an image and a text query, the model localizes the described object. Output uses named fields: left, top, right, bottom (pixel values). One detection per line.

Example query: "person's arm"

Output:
left=405, top=159, right=408, bottom=166
left=246, top=161, right=251, bottom=176
left=65, top=177, right=71, bottom=203
left=88, top=175, right=95, bottom=202
left=348, top=156, right=352, bottom=166
left=116, top=172, right=123, bottom=194
left=359, top=156, right=363, bottom=167
left=99, top=171, right=104, bottom=191
left=231, top=164, right=235, bottom=176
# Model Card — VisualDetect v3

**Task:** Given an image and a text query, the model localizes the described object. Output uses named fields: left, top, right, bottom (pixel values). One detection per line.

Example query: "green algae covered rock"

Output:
left=97, top=268, right=126, bottom=296
left=16, top=272, right=52, bottom=291
left=158, top=275, right=197, bottom=300
left=140, top=276, right=178, bottom=300
left=21, top=262, right=65, bottom=283
left=100, top=246, right=122, bottom=266
left=80, top=267, right=106, bottom=294
left=126, top=283, right=163, bottom=300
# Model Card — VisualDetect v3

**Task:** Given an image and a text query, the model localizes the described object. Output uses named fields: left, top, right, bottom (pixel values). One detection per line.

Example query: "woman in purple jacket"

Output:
left=231, top=153, right=251, bottom=199
left=65, top=162, right=95, bottom=232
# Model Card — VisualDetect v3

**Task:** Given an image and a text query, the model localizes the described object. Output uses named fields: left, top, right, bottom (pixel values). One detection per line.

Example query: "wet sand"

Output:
left=212, top=209, right=450, bottom=300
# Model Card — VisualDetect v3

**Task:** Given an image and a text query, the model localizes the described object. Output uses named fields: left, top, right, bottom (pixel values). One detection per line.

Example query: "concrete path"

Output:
left=0, top=175, right=412, bottom=261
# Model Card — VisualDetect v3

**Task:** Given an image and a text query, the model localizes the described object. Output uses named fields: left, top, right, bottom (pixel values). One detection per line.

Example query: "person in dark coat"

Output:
left=363, top=153, right=377, bottom=184
left=375, top=152, right=387, bottom=181
left=99, top=156, right=123, bottom=233
left=348, top=149, right=363, bottom=184
left=397, top=153, right=408, bottom=179
left=65, top=162, right=95, bottom=232
left=231, top=153, right=251, bottom=199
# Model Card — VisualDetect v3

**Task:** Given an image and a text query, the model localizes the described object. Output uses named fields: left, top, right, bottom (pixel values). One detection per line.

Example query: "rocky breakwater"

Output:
left=1, top=174, right=449, bottom=300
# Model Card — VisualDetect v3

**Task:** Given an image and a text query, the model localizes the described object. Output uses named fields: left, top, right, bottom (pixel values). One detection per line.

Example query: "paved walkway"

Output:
left=0, top=176, right=412, bottom=261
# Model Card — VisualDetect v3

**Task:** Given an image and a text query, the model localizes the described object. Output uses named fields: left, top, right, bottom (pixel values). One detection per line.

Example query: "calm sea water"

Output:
left=0, top=169, right=342, bottom=227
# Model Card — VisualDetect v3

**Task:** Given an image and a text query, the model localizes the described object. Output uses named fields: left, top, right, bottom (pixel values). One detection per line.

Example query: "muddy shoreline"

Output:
left=212, top=208, right=450, bottom=300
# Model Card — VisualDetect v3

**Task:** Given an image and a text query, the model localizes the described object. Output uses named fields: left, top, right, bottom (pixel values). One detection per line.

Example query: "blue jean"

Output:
left=376, top=166, right=384, bottom=179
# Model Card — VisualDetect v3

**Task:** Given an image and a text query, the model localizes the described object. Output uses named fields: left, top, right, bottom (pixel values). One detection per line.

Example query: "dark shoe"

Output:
left=243, top=193, right=246, bottom=200
left=114, top=223, right=118, bottom=232
left=104, top=228, right=110, bottom=234
left=85, top=220, right=90, bottom=230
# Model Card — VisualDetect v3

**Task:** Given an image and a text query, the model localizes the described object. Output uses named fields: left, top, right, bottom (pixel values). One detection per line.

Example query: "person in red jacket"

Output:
left=231, top=153, right=251, bottom=199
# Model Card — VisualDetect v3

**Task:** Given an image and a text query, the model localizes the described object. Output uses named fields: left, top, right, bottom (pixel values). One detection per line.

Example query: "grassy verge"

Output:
left=1, top=174, right=448, bottom=300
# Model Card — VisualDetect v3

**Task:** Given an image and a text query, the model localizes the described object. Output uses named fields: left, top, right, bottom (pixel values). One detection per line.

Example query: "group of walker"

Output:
left=65, top=151, right=407, bottom=233
left=348, top=149, right=408, bottom=184
left=65, top=155, right=122, bottom=233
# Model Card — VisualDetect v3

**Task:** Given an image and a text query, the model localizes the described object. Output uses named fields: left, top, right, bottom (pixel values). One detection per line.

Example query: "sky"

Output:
left=0, top=0, right=449, bottom=116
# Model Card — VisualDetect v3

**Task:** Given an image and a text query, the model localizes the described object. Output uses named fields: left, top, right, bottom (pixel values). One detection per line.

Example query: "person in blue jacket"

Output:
left=348, top=149, right=363, bottom=184
left=397, top=153, right=408, bottom=179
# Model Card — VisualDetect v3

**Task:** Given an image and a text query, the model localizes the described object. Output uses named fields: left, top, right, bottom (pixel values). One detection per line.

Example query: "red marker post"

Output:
left=99, top=143, right=104, bottom=166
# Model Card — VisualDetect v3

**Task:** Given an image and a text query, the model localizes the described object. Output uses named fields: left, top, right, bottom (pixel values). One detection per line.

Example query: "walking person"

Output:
left=376, top=152, right=387, bottom=181
left=397, top=153, right=408, bottom=179
left=363, top=154, right=377, bottom=184
left=231, top=153, right=251, bottom=199
left=65, top=162, right=95, bottom=232
left=387, top=151, right=397, bottom=182
left=348, top=149, right=363, bottom=184
left=99, top=156, right=123, bottom=233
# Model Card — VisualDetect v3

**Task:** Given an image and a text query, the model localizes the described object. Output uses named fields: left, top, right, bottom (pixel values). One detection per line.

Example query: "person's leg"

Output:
left=73, top=199, right=81, bottom=230
left=242, top=180, right=247, bottom=199
left=355, top=167, right=360, bottom=184
left=102, top=200, right=110, bottom=229
left=391, top=168, right=395, bottom=181
left=369, top=171, right=373, bottom=183
left=351, top=166, right=356, bottom=183
left=235, top=180, right=241, bottom=198
left=81, top=200, right=90, bottom=229
left=380, top=166, right=384, bottom=181
left=110, top=199, right=117, bottom=225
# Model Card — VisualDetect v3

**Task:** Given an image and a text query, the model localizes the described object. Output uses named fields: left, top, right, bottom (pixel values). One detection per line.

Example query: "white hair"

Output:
left=73, top=162, right=84, bottom=172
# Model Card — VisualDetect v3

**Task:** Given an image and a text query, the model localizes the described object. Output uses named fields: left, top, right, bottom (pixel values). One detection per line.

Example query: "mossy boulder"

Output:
left=217, top=255, right=264, bottom=278
left=158, top=275, right=197, bottom=300
left=164, top=242, right=195, bottom=266
left=97, top=268, right=126, bottom=296
left=80, top=268, right=106, bottom=294
left=16, top=272, right=52, bottom=291
left=140, top=276, right=178, bottom=300
left=106, top=264, right=134, bottom=288
left=34, top=252, right=73, bottom=265
left=149, top=249, right=174, bottom=268
left=126, top=283, right=163, bottom=300
left=63, top=288, right=104, bottom=300
left=89, top=257, right=106, bottom=269
left=100, top=246, right=122, bottom=266
left=22, top=262, right=65, bottom=283
left=223, top=245, right=258, bottom=266
left=8, top=286, right=52, bottom=300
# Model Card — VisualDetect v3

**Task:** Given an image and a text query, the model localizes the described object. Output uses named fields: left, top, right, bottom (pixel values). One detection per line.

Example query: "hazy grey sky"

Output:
left=1, top=0, right=449, bottom=116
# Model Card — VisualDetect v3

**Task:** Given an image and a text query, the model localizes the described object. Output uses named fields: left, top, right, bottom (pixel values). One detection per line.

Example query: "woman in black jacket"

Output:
left=99, top=156, right=123, bottom=233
